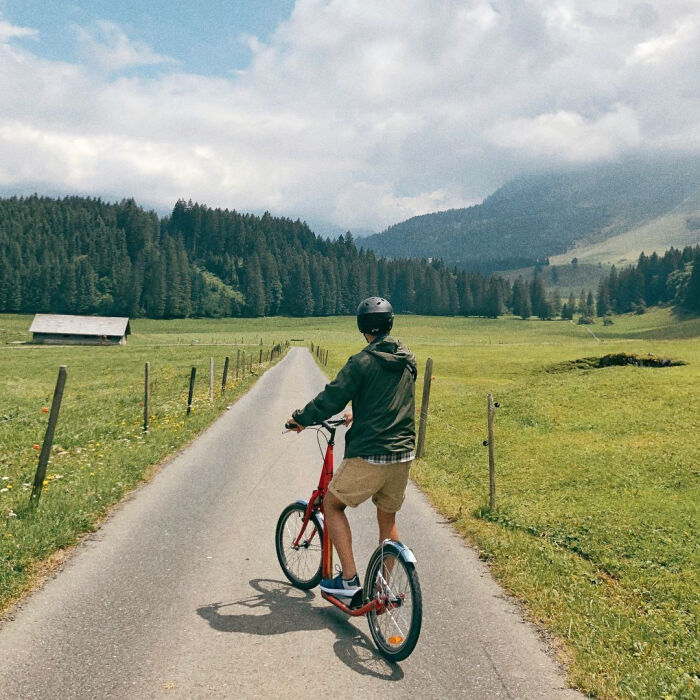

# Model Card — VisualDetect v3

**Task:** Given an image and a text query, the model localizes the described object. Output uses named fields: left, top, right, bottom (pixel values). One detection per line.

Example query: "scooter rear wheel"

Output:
left=275, top=503, right=323, bottom=590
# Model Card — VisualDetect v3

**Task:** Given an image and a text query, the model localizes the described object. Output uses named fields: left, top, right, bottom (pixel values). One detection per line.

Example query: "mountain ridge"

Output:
left=362, top=156, right=700, bottom=272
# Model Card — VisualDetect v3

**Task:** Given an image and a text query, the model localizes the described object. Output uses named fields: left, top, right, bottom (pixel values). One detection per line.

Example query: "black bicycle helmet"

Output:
left=356, top=296, right=394, bottom=335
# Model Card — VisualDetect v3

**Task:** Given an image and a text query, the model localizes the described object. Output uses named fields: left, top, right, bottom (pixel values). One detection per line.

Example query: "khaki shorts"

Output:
left=328, top=457, right=412, bottom=513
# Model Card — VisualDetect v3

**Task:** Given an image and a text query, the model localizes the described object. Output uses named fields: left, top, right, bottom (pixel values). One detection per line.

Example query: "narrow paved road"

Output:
left=0, top=348, right=581, bottom=699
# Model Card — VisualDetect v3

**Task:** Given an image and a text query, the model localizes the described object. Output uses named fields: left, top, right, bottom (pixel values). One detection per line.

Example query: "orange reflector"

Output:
left=388, top=636, right=404, bottom=644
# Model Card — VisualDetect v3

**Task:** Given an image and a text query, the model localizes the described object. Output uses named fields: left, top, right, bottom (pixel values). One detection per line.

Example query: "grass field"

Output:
left=0, top=316, right=289, bottom=614
left=307, top=308, right=699, bottom=700
left=1, top=309, right=698, bottom=698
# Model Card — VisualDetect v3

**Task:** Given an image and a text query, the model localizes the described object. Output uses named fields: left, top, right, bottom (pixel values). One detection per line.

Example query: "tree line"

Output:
left=0, top=195, right=510, bottom=319
left=509, top=245, right=700, bottom=320
left=595, top=245, right=700, bottom=315
left=0, top=196, right=697, bottom=321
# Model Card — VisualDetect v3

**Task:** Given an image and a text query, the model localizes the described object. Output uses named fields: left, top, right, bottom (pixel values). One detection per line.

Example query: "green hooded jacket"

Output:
left=293, top=336, right=417, bottom=459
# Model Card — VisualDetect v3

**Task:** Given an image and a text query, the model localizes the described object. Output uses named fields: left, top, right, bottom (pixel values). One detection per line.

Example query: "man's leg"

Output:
left=377, top=507, right=399, bottom=543
left=324, top=491, right=357, bottom=579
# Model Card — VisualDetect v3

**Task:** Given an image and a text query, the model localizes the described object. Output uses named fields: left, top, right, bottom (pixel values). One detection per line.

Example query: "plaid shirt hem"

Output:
left=362, top=451, right=415, bottom=465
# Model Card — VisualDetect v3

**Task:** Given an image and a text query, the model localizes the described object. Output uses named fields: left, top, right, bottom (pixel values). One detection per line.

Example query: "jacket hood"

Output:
left=364, top=336, right=417, bottom=379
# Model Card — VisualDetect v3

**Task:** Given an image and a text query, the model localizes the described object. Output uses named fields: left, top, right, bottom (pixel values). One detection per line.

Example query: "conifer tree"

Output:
left=243, top=254, right=266, bottom=317
left=458, top=273, right=474, bottom=315
left=530, top=276, right=548, bottom=319
left=511, top=278, right=526, bottom=317
left=549, top=289, right=562, bottom=317
left=586, top=290, right=596, bottom=316
left=9, top=269, right=22, bottom=313
left=484, top=277, right=504, bottom=317
left=596, top=280, right=610, bottom=316
left=287, top=257, right=314, bottom=316
left=60, top=262, right=78, bottom=313
left=682, top=252, right=700, bottom=312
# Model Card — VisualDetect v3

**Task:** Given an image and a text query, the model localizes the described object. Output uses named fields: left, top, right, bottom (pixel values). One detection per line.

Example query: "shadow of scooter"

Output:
left=196, top=578, right=403, bottom=681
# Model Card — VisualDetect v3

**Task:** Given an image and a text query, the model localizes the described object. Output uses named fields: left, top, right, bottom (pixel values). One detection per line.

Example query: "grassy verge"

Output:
left=2, top=310, right=697, bottom=698
left=306, top=308, right=699, bottom=699
left=0, top=315, right=289, bottom=614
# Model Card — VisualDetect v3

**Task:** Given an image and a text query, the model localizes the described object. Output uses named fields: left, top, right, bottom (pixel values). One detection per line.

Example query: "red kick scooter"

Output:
left=276, top=418, right=422, bottom=662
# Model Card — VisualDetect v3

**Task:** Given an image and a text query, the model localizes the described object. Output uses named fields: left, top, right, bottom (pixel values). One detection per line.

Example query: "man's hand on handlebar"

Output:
left=343, top=411, right=353, bottom=426
left=285, top=417, right=304, bottom=433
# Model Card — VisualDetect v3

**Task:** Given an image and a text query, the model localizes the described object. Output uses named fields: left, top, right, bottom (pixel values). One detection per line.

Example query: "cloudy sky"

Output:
left=0, top=1, right=698, bottom=234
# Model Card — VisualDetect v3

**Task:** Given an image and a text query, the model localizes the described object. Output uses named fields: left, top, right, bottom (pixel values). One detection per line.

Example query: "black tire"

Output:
left=364, top=541, right=422, bottom=662
left=275, top=503, right=323, bottom=589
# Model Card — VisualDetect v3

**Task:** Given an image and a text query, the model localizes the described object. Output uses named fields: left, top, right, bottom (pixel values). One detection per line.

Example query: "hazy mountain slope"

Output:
left=550, top=189, right=700, bottom=266
left=363, top=156, right=700, bottom=272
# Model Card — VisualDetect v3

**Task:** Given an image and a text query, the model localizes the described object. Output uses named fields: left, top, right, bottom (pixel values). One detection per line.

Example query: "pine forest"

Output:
left=0, top=195, right=698, bottom=320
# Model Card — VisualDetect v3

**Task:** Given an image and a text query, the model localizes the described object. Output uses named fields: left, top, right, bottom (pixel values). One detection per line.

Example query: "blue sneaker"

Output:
left=320, top=571, right=361, bottom=598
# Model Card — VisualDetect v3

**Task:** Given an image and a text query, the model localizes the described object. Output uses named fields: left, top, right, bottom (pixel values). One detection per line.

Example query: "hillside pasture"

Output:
left=550, top=208, right=700, bottom=267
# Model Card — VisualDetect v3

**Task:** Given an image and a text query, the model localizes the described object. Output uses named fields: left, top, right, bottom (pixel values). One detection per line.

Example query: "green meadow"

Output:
left=309, top=309, right=699, bottom=700
left=0, top=315, right=288, bottom=613
left=1, top=309, right=699, bottom=699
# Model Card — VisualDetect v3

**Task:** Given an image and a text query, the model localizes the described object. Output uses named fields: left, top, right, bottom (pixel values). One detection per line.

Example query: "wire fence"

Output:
left=0, top=340, right=291, bottom=505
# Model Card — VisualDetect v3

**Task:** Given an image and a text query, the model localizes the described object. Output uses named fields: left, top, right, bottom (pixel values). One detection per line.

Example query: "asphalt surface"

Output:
left=0, top=348, right=582, bottom=699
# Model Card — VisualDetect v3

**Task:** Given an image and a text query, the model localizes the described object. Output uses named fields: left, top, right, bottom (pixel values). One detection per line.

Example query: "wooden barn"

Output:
left=29, top=314, right=131, bottom=346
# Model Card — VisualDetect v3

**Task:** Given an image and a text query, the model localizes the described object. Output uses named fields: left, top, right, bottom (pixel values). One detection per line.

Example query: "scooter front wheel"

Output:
left=364, top=541, right=422, bottom=662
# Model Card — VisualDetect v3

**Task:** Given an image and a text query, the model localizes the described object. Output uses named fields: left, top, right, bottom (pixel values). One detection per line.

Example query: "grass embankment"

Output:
left=0, top=316, right=289, bottom=614
left=307, top=308, right=699, bottom=700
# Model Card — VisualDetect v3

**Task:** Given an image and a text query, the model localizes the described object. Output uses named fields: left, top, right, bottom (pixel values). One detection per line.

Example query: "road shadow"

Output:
left=196, top=578, right=403, bottom=681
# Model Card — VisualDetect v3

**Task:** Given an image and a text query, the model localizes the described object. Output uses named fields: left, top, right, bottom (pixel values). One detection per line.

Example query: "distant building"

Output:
left=29, top=314, right=131, bottom=345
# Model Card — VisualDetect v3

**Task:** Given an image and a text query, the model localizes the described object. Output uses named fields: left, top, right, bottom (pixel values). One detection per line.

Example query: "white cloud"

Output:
left=627, top=18, right=698, bottom=65
left=75, top=20, right=176, bottom=71
left=0, top=1, right=698, bottom=231
left=331, top=182, right=475, bottom=231
left=485, top=107, right=642, bottom=162
left=0, top=18, right=38, bottom=42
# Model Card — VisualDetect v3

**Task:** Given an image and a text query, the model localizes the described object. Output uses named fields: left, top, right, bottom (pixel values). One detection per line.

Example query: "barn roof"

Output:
left=29, top=314, right=131, bottom=337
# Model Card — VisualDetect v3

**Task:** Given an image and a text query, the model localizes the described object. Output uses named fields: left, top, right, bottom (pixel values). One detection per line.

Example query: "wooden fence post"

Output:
left=209, top=357, right=214, bottom=402
left=416, top=358, right=433, bottom=458
left=487, top=394, right=497, bottom=509
left=249, top=353, right=253, bottom=374
left=236, top=349, right=240, bottom=379
left=259, top=348, right=263, bottom=366
left=30, top=365, right=67, bottom=506
left=187, top=367, right=196, bottom=416
left=144, top=361, right=150, bottom=433
left=222, top=356, right=230, bottom=392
